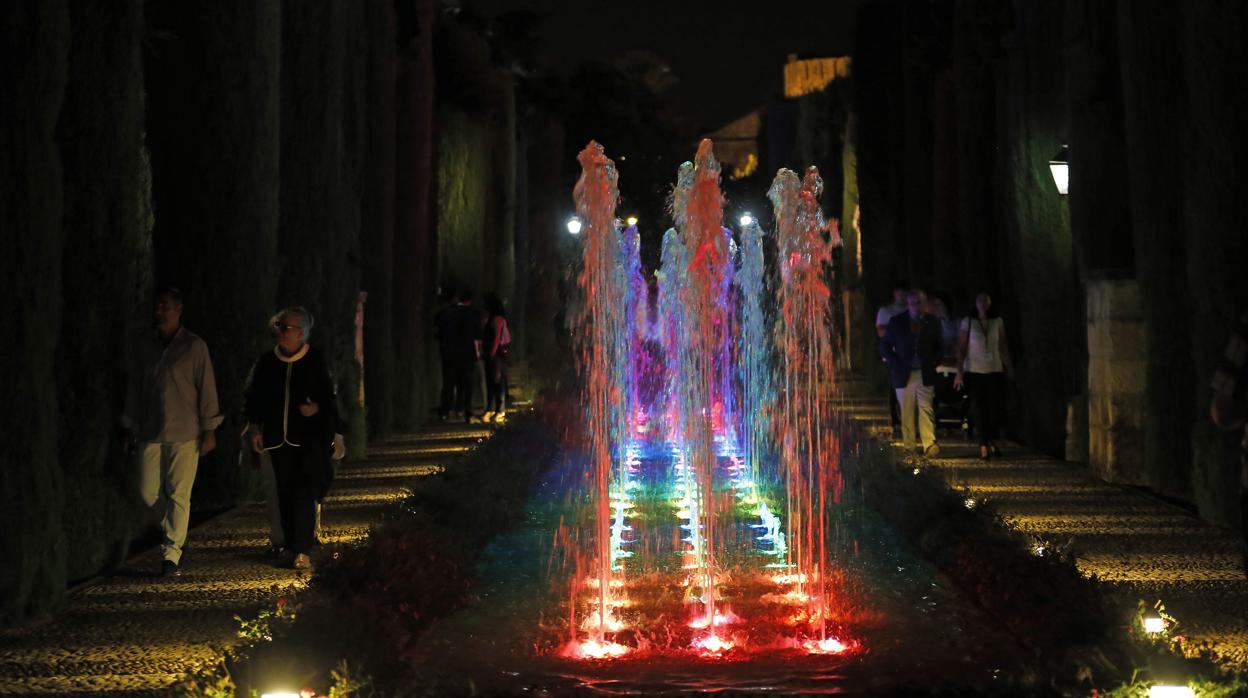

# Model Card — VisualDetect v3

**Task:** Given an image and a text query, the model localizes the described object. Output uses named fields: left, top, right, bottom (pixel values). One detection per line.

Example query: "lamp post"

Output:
left=1049, top=145, right=1068, bottom=196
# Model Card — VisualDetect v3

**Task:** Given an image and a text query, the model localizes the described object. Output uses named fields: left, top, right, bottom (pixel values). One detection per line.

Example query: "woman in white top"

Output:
left=954, top=292, right=1014, bottom=460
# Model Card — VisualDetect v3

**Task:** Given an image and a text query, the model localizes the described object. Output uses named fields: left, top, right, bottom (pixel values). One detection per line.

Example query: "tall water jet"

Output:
left=769, top=166, right=842, bottom=646
left=657, top=161, right=695, bottom=445
left=736, top=213, right=773, bottom=492
left=678, top=139, right=731, bottom=638
left=572, top=141, right=627, bottom=651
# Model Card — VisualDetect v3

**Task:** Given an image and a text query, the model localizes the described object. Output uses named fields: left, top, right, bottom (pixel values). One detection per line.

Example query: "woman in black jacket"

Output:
left=244, top=307, right=342, bottom=570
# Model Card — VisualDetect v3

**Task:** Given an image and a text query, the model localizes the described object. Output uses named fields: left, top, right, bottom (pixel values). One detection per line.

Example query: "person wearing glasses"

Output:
left=122, top=287, right=223, bottom=577
left=243, top=307, right=343, bottom=571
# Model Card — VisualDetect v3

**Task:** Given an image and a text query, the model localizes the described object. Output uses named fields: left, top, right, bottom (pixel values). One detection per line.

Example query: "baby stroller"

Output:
left=933, top=364, right=971, bottom=440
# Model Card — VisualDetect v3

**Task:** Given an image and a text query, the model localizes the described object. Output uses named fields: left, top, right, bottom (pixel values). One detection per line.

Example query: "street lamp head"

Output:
left=1049, top=145, right=1069, bottom=196
left=567, top=217, right=583, bottom=235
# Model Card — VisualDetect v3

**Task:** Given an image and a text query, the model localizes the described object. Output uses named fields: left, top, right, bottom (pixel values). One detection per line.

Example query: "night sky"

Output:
left=470, top=0, right=864, bottom=130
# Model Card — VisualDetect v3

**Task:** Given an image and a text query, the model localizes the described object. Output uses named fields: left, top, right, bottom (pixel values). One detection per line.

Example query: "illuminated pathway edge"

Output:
left=834, top=376, right=1248, bottom=672
left=0, top=424, right=493, bottom=696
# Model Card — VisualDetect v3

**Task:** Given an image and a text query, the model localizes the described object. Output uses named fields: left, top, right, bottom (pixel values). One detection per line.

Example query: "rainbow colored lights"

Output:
left=564, top=140, right=853, bottom=661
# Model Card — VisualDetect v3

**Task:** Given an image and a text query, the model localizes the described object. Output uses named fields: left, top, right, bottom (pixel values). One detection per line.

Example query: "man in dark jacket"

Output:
left=880, top=290, right=944, bottom=457
left=435, top=287, right=484, bottom=423
left=244, top=307, right=342, bottom=570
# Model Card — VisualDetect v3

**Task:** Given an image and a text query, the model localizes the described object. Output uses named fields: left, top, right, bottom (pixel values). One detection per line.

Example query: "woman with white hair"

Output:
left=243, top=307, right=342, bottom=570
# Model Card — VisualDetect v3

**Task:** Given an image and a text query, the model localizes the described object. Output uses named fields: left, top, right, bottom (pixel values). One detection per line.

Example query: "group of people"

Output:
left=435, top=288, right=512, bottom=424
left=124, top=288, right=343, bottom=575
left=877, top=282, right=1013, bottom=461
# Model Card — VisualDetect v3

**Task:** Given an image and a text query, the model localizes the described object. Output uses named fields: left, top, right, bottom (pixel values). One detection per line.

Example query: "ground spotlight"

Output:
left=1148, top=686, right=1194, bottom=698
left=1143, top=616, right=1166, bottom=634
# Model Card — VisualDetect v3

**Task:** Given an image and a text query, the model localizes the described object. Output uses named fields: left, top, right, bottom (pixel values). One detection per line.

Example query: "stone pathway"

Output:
left=0, top=424, right=495, bottom=696
left=835, top=378, right=1248, bottom=672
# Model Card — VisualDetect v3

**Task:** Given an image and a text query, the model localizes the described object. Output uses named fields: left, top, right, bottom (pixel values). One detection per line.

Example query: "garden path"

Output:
left=835, top=377, right=1248, bottom=672
left=0, top=424, right=494, bottom=696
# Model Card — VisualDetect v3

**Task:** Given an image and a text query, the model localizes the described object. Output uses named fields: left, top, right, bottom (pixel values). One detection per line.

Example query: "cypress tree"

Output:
left=362, top=0, right=399, bottom=439
left=56, top=0, right=147, bottom=580
left=0, top=0, right=70, bottom=624
left=144, top=0, right=282, bottom=504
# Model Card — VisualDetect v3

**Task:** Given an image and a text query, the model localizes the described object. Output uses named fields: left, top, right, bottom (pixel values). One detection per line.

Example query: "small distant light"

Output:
left=1031, top=544, right=1046, bottom=556
left=1144, top=616, right=1166, bottom=634
left=626, top=215, right=638, bottom=227
left=912, top=467, right=921, bottom=476
left=566, top=217, right=583, bottom=235
left=1149, top=686, right=1194, bottom=698
left=964, top=497, right=977, bottom=510
left=739, top=213, right=754, bottom=227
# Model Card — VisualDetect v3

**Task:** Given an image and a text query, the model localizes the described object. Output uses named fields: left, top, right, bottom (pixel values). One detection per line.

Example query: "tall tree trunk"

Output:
left=1117, top=0, right=1194, bottom=499
left=57, top=0, right=147, bottom=581
left=362, top=0, right=398, bottom=439
left=144, top=0, right=282, bottom=503
left=0, top=0, right=69, bottom=625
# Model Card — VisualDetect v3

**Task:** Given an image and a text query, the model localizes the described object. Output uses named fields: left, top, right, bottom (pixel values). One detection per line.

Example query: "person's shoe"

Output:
left=979, top=444, right=990, bottom=461
left=161, top=559, right=181, bottom=577
left=989, top=443, right=1001, bottom=457
left=293, top=553, right=312, bottom=571
left=924, top=443, right=941, bottom=458
left=482, top=410, right=495, bottom=423
left=494, top=411, right=506, bottom=424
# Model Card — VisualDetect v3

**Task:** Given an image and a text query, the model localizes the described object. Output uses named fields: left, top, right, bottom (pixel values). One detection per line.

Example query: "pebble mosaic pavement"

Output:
left=0, top=424, right=494, bottom=696
left=836, top=378, right=1248, bottom=672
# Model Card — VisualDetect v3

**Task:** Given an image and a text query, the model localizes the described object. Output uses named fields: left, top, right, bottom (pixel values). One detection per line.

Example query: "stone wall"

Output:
left=1085, top=278, right=1147, bottom=484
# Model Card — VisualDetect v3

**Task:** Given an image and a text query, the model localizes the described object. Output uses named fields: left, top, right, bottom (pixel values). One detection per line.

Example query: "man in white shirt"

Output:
left=124, top=288, right=222, bottom=577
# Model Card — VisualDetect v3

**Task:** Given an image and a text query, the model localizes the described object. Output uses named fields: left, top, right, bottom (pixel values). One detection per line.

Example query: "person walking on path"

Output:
left=1210, top=308, right=1248, bottom=579
left=244, top=307, right=343, bottom=571
left=954, top=291, right=1014, bottom=460
left=436, top=288, right=484, bottom=423
left=123, top=287, right=223, bottom=577
left=876, top=282, right=909, bottom=432
left=880, top=289, right=943, bottom=457
left=481, top=292, right=512, bottom=423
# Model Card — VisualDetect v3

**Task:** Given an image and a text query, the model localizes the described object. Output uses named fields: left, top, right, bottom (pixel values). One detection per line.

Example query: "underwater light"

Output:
left=565, top=639, right=631, bottom=659
left=566, top=217, right=583, bottom=235
left=1148, top=686, right=1194, bottom=698
left=804, top=637, right=849, bottom=654
left=693, top=634, right=735, bottom=654
left=740, top=213, right=754, bottom=227
left=1144, top=616, right=1166, bottom=634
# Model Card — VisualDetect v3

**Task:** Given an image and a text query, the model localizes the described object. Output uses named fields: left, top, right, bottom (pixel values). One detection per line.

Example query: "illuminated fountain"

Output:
left=561, top=139, right=850, bottom=662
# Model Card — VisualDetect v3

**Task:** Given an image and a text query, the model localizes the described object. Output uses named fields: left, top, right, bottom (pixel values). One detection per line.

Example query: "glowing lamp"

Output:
left=1048, top=145, right=1068, bottom=196
left=566, top=217, right=583, bottom=235
left=739, top=213, right=754, bottom=227
left=626, top=215, right=638, bottom=227
left=1149, top=686, right=1194, bottom=698
left=1143, top=616, right=1166, bottom=634
left=261, top=693, right=301, bottom=698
